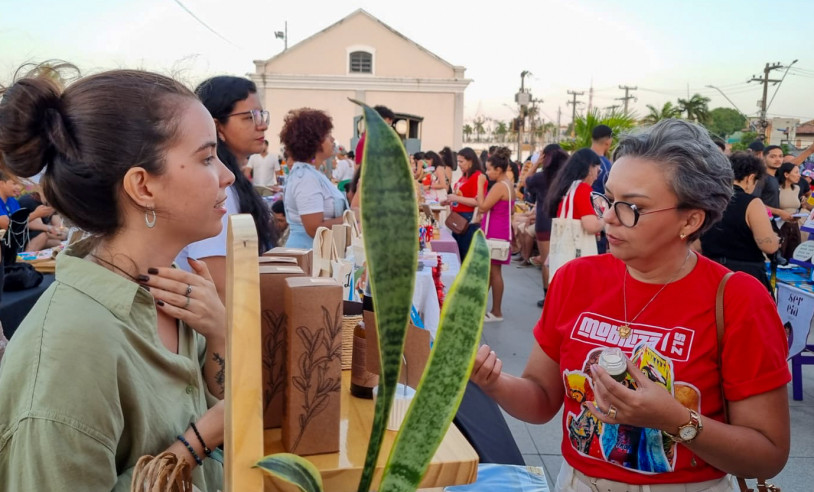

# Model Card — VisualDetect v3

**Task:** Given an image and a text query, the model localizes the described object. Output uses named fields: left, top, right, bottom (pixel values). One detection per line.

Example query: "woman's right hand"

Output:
left=470, top=344, right=503, bottom=392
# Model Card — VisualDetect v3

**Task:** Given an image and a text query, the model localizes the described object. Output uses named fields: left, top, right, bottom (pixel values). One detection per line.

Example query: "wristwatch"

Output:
left=663, top=409, right=703, bottom=443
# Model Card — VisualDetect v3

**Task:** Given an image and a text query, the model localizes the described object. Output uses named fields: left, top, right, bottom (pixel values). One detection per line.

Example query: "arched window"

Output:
left=349, top=51, right=372, bottom=74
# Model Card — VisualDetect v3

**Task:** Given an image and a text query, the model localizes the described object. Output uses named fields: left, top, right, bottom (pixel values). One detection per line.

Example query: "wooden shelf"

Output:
left=263, top=372, right=479, bottom=491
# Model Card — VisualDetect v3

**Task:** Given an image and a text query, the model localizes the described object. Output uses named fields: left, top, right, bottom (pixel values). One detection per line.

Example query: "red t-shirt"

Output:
left=557, top=182, right=595, bottom=218
left=452, top=171, right=487, bottom=213
left=535, top=253, right=789, bottom=485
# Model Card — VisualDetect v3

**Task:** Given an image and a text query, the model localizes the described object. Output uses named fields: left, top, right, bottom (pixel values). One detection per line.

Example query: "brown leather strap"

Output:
left=717, top=272, right=775, bottom=492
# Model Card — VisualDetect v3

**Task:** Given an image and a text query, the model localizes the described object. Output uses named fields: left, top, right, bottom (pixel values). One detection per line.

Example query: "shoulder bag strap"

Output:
left=503, top=181, right=514, bottom=241
left=716, top=272, right=769, bottom=492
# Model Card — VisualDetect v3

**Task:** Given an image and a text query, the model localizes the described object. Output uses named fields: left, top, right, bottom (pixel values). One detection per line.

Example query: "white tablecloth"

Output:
left=413, top=252, right=461, bottom=339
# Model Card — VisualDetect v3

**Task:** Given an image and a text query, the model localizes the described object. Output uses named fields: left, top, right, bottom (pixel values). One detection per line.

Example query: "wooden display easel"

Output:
left=225, top=214, right=478, bottom=492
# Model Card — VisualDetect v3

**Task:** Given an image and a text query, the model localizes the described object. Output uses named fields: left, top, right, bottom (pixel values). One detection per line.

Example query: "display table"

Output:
left=262, top=372, right=479, bottom=491
left=414, top=252, right=461, bottom=339
left=429, top=228, right=460, bottom=260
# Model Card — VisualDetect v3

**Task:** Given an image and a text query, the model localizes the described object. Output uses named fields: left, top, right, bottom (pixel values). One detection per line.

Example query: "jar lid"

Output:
left=598, top=347, right=627, bottom=376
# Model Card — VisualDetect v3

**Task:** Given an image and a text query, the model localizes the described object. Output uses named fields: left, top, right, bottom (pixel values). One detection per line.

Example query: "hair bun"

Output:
left=495, top=146, right=512, bottom=160
left=0, top=76, right=75, bottom=178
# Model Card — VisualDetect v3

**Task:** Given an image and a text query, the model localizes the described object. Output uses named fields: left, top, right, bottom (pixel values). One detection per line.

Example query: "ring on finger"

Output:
left=185, top=284, right=193, bottom=296
left=184, top=295, right=191, bottom=309
left=607, top=404, right=617, bottom=419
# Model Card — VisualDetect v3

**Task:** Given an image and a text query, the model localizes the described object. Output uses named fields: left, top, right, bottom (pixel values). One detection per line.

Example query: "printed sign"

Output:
left=776, top=283, right=814, bottom=358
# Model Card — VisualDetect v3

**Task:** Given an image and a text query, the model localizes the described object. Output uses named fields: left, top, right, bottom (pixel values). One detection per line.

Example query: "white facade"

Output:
left=250, top=9, right=471, bottom=153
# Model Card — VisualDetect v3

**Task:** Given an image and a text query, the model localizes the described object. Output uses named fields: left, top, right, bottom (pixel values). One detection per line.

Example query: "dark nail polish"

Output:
left=147, top=267, right=159, bottom=275
left=137, top=274, right=150, bottom=282
left=156, top=300, right=165, bottom=307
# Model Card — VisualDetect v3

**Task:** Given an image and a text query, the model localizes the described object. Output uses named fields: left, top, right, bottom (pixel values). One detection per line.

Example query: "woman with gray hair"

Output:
left=470, top=119, right=790, bottom=491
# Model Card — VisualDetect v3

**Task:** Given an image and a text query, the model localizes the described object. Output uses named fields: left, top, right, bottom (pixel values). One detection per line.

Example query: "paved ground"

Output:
left=481, top=260, right=814, bottom=491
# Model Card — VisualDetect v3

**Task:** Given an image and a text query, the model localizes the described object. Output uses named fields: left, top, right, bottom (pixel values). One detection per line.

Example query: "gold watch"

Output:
left=663, top=409, right=703, bottom=443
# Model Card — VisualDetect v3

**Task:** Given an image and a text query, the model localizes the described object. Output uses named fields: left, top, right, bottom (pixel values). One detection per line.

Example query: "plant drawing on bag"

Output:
left=290, top=305, right=343, bottom=452
left=262, top=310, right=287, bottom=413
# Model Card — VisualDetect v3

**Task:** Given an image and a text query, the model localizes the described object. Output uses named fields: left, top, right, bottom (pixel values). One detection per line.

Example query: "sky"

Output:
left=3, top=0, right=814, bottom=129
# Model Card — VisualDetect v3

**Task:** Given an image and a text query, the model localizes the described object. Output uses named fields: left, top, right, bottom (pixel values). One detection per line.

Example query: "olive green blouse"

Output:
left=0, top=240, right=223, bottom=491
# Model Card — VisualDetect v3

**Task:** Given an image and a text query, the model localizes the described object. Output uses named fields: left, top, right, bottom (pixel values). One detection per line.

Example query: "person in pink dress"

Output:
left=480, top=147, right=514, bottom=322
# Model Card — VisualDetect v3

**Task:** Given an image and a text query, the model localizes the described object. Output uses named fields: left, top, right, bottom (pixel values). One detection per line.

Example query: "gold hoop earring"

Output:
left=145, top=209, right=157, bottom=229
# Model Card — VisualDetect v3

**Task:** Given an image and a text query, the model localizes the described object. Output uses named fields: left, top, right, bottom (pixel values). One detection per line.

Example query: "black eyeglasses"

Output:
left=591, top=192, right=679, bottom=228
left=227, top=109, right=270, bottom=128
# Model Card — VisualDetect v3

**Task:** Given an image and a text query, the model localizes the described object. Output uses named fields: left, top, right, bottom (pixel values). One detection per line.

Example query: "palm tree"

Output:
left=677, top=94, right=711, bottom=123
left=494, top=121, right=508, bottom=143
left=462, top=124, right=473, bottom=142
left=473, top=117, right=486, bottom=143
left=641, top=102, right=682, bottom=125
left=561, top=109, right=637, bottom=152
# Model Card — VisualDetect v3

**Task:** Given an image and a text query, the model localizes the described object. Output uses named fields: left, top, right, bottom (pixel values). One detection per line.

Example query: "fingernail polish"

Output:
left=137, top=274, right=150, bottom=282
left=156, top=300, right=165, bottom=307
left=147, top=267, right=159, bottom=275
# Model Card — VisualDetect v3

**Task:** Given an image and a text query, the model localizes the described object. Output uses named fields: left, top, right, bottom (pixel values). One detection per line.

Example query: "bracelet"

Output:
left=176, top=434, right=203, bottom=466
left=189, top=422, right=212, bottom=456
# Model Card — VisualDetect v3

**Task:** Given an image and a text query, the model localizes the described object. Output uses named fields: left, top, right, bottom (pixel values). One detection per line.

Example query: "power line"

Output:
left=616, top=85, right=637, bottom=114
left=171, top=0, right=242, bottom=49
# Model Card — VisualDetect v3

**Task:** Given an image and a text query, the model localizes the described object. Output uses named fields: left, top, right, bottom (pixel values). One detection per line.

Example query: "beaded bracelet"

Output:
left=189, top=422, right=212, bottom=457
left=177, top=434, right=203, bottom=466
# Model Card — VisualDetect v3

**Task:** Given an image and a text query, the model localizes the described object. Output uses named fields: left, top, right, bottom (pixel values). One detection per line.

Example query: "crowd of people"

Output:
left=0, top=62, right=799, bottom=491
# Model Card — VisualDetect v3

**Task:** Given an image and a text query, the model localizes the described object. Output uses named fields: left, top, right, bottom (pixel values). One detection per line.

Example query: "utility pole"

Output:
left=587, top=81, right=594, bottom=113
left=749, top=62, right=783, bottom=139
left=557, top=106, right=562, bottom=142
left=616, top=85, right=637, bottom=115
left=529, top=97, right=543, bottom=150
left=567, top=90, right=584, bottom=137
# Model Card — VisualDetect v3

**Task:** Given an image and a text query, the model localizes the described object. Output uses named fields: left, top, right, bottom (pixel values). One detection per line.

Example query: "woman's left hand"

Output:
left=588, top=358, right=687, bottom=432
left=140, top=259, right=226, bottom=342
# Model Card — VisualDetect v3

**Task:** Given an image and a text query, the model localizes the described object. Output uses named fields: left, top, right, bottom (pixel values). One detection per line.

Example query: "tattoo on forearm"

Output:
left=213, top=352, right=225, bottom=391
left=756, top=236, right=776, bottom=245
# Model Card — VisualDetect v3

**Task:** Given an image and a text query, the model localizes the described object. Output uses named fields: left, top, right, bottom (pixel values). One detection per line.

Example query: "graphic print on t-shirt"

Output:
left=563, top=313, right=701, bottom=474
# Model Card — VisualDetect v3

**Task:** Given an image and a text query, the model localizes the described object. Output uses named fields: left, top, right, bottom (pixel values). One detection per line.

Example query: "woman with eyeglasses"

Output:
left=175, top=76, right=276, bottom=301
left=545, top=148, right=604, bottom=281
left=700, top=152, right=779, bottom=293
left=470, top=120, right=790, bottom=491
left=279, top=108, right=348, bottom=249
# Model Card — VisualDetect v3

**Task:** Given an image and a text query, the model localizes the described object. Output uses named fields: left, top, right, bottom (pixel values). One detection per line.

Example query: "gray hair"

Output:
left=612, top=119, right=733, bottom=241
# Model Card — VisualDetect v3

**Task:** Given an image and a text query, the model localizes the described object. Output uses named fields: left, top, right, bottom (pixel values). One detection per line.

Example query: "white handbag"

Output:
left=483, top=181, right=513, bottom=262
left=548, top=181, right=598, bottom=282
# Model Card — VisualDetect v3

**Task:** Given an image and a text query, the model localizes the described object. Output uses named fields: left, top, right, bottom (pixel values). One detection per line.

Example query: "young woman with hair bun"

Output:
left=0, top=66, right=229, bottom=490
left=479, top=146, right=514, bottom=322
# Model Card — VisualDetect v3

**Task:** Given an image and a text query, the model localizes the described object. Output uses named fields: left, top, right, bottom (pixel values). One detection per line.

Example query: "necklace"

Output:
left=619, top=250, right=692, bottom=339
left=88, top=253, right=140, bottom=283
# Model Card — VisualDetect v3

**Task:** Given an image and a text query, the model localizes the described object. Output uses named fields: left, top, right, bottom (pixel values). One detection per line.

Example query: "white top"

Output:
left=332, top=158, right=354, bottom=182
left=174, top=186, right=240, bottom=272
left=284, top=162, right=343, bottom=226
left=247, top=152, right=280, bottom=187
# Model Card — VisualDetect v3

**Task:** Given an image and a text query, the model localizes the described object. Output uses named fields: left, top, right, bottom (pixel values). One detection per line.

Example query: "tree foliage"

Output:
left=704, top=107, right=747, bottom=138
left=560, top=109, right=637, bottom=152
left=677, top=93, right=711, bottom=123
left=641, top=102, right=681, bottom=125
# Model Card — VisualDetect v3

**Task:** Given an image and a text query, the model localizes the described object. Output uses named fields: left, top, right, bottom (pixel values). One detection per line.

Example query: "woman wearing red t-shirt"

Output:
left=546, top=148, right=604, bottom=282
left=471, top=120, right=790, bottom=491
left=444, top=147, right=487, bottom=259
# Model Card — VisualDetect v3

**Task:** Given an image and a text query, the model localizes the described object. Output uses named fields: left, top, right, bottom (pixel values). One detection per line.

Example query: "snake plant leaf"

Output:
left=351, top=99, right=418, bottom=492
left=379, top=231, right=490, bottom=491
left=254, top=453, right=324, bottom=492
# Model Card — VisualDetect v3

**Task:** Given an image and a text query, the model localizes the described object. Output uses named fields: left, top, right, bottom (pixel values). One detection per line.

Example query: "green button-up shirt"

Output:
left=0, top=240, right=223, bottom=491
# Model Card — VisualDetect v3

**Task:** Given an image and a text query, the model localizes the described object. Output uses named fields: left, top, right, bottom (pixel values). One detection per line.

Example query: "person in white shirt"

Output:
left=247, top=139, right=280, bottom=187
left=332, top=145, right=354, bottom=183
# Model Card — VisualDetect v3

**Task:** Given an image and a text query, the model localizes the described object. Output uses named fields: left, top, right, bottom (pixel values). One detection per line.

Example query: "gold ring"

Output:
left=607, top=405, right=617, bottom=419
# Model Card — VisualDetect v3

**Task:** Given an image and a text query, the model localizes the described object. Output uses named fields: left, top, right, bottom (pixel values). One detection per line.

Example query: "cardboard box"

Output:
left=282, top=277, right=343, bottom=455
left=258, top=256, right=299, bottom=266
left=265, top=247, right=313, bottom=276
left=260, top=265, right=306, bottom=429
left=363, top=300, right=431, bottom=390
